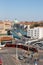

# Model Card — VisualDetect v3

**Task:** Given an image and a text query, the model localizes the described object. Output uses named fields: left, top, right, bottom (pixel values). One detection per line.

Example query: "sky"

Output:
left=0, top=0, right=43, bottom=21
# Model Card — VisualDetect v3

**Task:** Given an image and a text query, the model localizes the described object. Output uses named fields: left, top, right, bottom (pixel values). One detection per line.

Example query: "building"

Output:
left=0, top=20, right=13, bottom=42
left=0, top=20, right=13, bottom=34
left=27, top=27, right=43, bottom=39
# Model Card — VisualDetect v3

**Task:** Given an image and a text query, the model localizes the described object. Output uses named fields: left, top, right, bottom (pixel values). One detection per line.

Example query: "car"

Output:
left=18, top=55, right=24, bottom=60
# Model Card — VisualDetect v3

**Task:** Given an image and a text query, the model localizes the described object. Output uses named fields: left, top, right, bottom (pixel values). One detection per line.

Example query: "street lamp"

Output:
left=15, top=39, right=18, bottom=59
left=12, top=20, right=19, bottom=59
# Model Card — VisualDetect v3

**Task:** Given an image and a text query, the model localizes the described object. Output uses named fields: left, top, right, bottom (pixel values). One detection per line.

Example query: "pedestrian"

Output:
left=34, top=59, right=37, bottom=65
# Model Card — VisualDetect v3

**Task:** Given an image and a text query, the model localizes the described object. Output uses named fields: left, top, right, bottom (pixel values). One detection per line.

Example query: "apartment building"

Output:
left=0, top=20, right=12, bottom=34
left=27, top=27, right=43, bottom=39
left=0, top=20, right=13, bottom=42
left=0, top=22, right=5, bottom=34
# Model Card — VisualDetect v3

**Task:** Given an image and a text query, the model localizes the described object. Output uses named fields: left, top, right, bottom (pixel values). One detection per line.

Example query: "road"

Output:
left=0, top=47, right=26, bottom=65
left=0, top=48, right=16, bottom=65
left=0, top=47, right=43, bottom=65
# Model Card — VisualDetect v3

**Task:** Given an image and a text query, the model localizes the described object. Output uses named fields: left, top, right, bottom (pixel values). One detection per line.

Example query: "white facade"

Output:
left=27, top=27, right=43, bottom=39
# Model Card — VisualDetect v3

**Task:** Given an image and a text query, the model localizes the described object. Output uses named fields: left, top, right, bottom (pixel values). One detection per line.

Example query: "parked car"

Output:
left=18, top=55, right=24, bottom=60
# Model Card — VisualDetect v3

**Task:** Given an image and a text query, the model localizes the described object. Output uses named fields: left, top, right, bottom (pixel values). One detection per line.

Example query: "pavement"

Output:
left=0, top=47, right=20, bottom=65
left=0, top=47, right=43, bottom=65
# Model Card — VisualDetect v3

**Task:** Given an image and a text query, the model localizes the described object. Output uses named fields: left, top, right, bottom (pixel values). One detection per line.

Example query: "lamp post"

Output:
left=16, top=39, right=18, bottom=59
left=12, top=19, right=19, bottom=59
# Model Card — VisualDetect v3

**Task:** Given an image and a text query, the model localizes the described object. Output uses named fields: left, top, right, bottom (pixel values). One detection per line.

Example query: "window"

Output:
left=0, top=27, right=3, bottom=30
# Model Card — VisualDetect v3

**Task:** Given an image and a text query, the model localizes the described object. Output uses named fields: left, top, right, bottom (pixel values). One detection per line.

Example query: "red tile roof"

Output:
left=19, top=22, right=37, bottom=25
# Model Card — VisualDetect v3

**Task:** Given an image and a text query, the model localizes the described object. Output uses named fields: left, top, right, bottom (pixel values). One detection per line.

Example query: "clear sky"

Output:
left=0, top=0, right=43, bottom=21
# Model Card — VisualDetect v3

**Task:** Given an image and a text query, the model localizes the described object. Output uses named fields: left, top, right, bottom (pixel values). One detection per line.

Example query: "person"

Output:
left=33, top=52, right=39, bottom=65
left=34, top=59, right=37, bottom=65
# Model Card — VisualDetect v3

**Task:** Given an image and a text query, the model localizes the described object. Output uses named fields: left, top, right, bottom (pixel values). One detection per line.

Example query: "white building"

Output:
left=27, top=27, right=43, bottom=39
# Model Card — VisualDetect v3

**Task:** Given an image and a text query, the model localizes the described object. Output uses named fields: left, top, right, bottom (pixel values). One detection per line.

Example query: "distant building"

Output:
left=0, top=20, right=13, bottom=42
left=27, top=27, right=43, bottom=39
left=0, top=20, right=12, bottom=34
